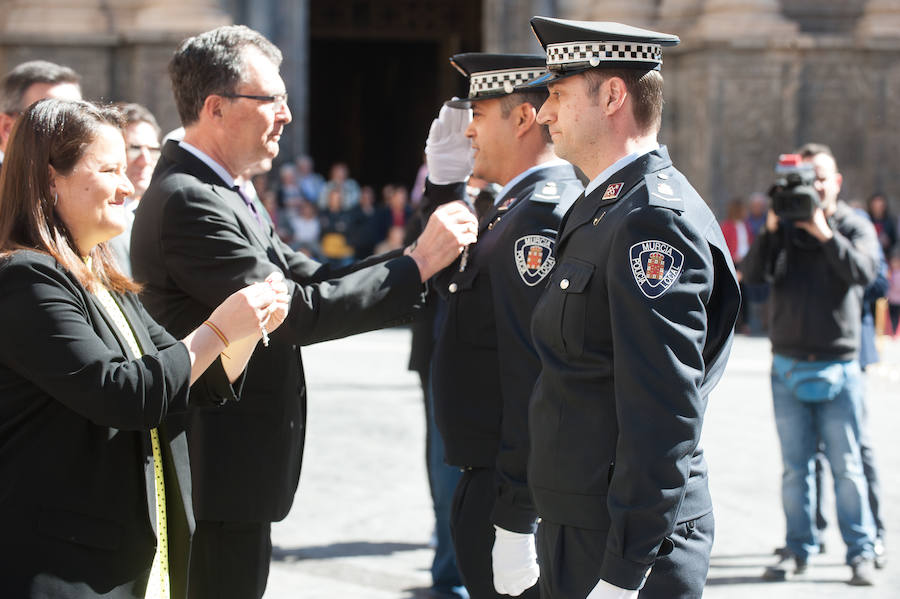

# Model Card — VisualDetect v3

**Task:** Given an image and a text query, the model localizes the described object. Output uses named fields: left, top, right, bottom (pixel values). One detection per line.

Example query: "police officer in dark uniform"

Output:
left=511, top=18, right=741, bottom=599
left=424, top=53, right=583, bottom=598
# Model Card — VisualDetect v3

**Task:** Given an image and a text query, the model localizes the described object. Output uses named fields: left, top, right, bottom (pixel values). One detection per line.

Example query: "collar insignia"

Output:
left=602, top=182, right=624, bottom=200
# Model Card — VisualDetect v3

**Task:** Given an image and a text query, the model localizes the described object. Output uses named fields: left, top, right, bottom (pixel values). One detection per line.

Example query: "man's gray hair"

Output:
left=0, top=60, right=81, bottom=114
left=169, top=25, right=282, bottom=126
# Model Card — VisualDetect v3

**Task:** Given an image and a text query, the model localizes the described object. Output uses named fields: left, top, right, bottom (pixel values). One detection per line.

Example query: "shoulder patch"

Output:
left=645, top=173, right=684, bottom=211
left=629, top=239, right=684, bottom=299
left=515, top=235, right=556, bottom=286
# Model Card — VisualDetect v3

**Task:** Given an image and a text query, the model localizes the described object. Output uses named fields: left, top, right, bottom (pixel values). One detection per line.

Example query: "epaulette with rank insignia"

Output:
left=530, top=180, right=580, bottom=207
left=531, top=180, right=563, bottom=203
left=645, top=171, right=684, bottom=212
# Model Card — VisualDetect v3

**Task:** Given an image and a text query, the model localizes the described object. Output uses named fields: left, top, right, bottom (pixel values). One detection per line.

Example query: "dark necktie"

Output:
left=233, top=185, right=264, bottom=228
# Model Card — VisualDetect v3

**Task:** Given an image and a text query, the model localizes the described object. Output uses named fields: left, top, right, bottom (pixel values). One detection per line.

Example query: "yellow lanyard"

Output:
left=93, top=286, right=170, bottom=599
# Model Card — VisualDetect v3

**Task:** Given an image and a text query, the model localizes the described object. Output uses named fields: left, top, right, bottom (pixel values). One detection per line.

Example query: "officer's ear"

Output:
left=513, top=101, right=537, bottom=139
left=603, top=77, right=628, bottom=117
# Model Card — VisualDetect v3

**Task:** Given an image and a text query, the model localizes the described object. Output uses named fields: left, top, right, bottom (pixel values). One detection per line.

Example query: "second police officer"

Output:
left=515, top=17, right=741, bottom=599
left=424, top=53, right=583, bottom=597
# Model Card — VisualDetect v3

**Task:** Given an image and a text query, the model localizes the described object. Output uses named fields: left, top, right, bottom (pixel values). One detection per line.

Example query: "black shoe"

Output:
left=849, top=556, right=876, bottom=586
left=874, top=537, right=887, bottom=569
left=763, top=552, right=808, bottom=581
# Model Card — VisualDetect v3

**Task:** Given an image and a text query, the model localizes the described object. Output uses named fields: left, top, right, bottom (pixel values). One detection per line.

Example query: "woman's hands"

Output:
left=207, top=272, right=291, bottom=345
left=187, top=272, right=292, bottom=385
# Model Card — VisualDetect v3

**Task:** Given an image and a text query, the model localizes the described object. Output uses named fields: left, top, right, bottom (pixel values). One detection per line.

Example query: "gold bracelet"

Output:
left=203, top=320, right=230, bottom=357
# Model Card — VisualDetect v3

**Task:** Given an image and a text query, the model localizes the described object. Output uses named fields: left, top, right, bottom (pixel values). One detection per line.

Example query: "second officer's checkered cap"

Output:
left=445, top=53, right=548, bottom=108
left=524, top=17, right=680, bottom=87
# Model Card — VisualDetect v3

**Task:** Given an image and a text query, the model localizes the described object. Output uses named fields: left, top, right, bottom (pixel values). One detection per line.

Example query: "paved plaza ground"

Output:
left=264, top=329, right=900, bottom=598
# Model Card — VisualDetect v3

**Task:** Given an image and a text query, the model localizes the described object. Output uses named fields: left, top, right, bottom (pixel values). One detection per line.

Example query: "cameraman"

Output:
left=743, top=143, right=880, bottom=586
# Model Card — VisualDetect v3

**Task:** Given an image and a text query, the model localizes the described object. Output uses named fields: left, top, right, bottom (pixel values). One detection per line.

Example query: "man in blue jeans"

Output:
left=742, top=143, right=880, bottom=586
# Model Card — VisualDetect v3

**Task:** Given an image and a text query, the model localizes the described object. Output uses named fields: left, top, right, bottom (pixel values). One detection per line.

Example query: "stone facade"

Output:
left=0, top=1, right=897, bottom=214
left=0, top=0, right=229, bottom=136
left=554, top=0, right=900, bottom=215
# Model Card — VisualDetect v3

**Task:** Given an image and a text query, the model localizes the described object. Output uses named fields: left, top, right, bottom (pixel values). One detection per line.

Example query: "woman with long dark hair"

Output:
left=0, top=99, right=289, bottom=598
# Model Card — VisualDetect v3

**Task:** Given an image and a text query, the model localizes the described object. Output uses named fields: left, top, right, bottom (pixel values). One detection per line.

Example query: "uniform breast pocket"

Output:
left=554, top=258, right=594, bottom=358
left=451, top=268, right=497, bottom=349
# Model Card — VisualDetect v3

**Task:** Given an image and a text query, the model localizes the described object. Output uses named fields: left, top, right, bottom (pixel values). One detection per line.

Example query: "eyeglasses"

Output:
left=127, top=144, right=161, bottom=161
left=221, top=92, right=289, bottom=109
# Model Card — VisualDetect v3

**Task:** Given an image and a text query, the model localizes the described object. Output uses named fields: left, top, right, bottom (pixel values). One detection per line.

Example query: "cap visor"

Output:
left=519, top=68, right=587, bottom=89
left=444, top=97, right=472, bottom=108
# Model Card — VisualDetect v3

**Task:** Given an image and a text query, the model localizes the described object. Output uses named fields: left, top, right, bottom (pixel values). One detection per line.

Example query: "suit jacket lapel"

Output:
left=81, top=288, right=159, bottom=530
left=85, top=292, right=136, bottom=360
left=161, top=141, right=277, bottom=257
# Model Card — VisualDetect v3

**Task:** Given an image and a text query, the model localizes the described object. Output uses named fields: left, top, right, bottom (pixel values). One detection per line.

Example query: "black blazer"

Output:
left=130, top=141, right=423, bottom=523
left=0, top=250, right=213, bottom=598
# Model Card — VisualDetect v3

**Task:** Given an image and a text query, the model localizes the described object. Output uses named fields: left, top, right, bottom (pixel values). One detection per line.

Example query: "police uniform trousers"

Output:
left=535, top=512, right=714, bottom=599
left=451, top=467, right=541, bottom=599
left=188, top=519, right=272, bottom=599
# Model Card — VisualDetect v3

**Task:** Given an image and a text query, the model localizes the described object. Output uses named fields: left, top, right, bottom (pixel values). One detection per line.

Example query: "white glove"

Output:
left=586, top=578, right=639, bottom=599
left=492, top=525, right=539, bottom=596
left=425, top=100, right=474, bottom=184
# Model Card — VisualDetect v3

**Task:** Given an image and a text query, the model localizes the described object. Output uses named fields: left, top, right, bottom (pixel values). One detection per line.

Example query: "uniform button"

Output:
left=559, top=278, right=570, bottom=290
left=449, top=283, right=458, bottom=293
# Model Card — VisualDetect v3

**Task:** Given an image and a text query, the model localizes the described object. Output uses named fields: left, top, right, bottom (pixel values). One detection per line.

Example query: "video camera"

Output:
left=768, top=154, right=820, bottom=221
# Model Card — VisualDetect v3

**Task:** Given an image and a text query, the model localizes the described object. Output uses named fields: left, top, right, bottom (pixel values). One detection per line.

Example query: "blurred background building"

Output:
left=0, top=0, right=897, bottom=214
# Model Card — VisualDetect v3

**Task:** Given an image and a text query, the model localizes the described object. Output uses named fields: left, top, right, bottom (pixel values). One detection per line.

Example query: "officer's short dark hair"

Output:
left=583, top=68, right=664, bottom=135
left=1, top=60, right=81, bottom=114
left=498, top=88, right=552, bottom=144
left=169, top=25, right=282, bottom=126
left=797, top=143, right=834, bottom=161
left=114, top=102, right=161, bottom=137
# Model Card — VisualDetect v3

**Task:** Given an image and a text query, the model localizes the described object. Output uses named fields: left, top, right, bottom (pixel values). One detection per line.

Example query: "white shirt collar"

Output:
left=178, top=140, right=235, bottom=188
left=494, top=158, right=570, bottom=205
left=584, top=144, right=659, bottom=198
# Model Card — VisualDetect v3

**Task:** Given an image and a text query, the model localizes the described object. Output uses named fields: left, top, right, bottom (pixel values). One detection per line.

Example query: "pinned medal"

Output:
left=629, top=239, right=684, bottom=299
left=657, top=182, right=674, bottom=196
left=514, top=235, right=556, bottom=286
left=602, top=182, right=624, bottom=200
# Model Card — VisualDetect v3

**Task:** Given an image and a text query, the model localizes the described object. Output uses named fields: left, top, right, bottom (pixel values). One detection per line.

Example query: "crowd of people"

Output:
left=252, top=159, right=420, bottom=266
left=0, top=13, right=891, bottom=599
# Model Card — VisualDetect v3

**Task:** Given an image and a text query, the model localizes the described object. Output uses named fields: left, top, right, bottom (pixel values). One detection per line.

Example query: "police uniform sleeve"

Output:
left=489, top=214, right=560, bottom=534
left=601, top=204, right=714, bottom=588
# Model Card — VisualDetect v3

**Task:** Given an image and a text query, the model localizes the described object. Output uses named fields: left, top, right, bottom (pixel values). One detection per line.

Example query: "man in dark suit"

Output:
left=514, top=18, right=741, bottom=599
left=130, top=25, right=477, bottom=599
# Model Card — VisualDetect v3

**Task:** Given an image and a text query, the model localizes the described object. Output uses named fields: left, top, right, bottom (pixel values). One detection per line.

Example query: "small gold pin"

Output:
left=593, top=211, right=606, bottom=226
